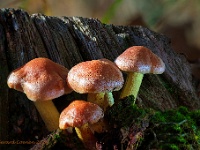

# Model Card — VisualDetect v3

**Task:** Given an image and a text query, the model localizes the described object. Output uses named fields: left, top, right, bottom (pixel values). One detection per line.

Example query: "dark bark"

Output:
left=0, top=20, right=9, bottom=142
left=0, top=8, right=199, bottom=149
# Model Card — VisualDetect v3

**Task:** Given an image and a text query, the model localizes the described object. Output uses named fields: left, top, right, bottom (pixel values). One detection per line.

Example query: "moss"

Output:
left=161, top=144, right=179, bottom=150
left=140, top=107, right=200, bottom=149
left=38, top=96, right=200, bottom=149
left=105, top=96, right=200, bottom=150
left=105, top=95, right=150, bottom=127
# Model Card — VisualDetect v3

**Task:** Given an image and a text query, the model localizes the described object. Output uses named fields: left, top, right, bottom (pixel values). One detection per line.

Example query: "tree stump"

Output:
left=0, top=8, right=199, bottom=149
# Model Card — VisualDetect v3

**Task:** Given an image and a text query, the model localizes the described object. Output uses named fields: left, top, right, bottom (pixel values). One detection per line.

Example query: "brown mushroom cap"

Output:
left=67, top=59, right=124, bottom=94
left=115, top=46, right=165, bottom=74
left=59, top=100, right=104, bottom=129
left=7, top=57, right=72, bottom=101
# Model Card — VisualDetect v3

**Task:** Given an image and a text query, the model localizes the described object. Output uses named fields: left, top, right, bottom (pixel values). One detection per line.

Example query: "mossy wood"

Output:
left=0, top=8, right=199, bottom=149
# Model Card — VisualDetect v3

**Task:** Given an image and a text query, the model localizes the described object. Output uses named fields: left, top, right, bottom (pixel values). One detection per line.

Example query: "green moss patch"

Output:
left=105, top=96, right=200, bottom=150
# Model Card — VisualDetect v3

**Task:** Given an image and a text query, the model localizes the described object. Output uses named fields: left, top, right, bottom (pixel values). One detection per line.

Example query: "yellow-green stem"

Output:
left=120, top=72, right=144, bottom=102
left=75, top=123, right=97, bottom=150
left=87, top=93, right=105, bottom=108
left=87, top=93, right=110, bottom=133
left=34, top=101, right=59, bottom=131
left=87, top=92, right=114, bottom=111
left=104, top=92, right=114, bottom=109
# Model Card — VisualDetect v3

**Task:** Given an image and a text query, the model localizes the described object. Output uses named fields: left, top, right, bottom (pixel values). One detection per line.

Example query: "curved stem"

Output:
left=75, top=123, right=97, bottom=150
left=34, top=101, right=59, bottom=131
left=120, top=72, right=144, bottom=103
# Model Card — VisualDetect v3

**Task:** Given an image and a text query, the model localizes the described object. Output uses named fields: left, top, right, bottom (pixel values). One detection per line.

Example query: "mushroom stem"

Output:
left=87, top=93, right=111, bottom=133
left=75, top=123, right=97, bottom=150
left=88, top=92, right=114, bottom=111
left=120, top=72, right=144, bottom=102
left=34, top=101, right=59, bottom=131
left=87, top=93, right=105, bottom=109
left=104, top=92, right=114, bottom=108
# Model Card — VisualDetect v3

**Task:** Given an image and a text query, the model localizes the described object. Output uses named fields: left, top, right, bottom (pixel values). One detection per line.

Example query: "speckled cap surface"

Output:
left=115, top=46, right=165, bottom=74
left=67, top=59, right=124, bottom=93
left=59, top=100, right=104, bottom=129
left=7, top=57, right=72, bottom=101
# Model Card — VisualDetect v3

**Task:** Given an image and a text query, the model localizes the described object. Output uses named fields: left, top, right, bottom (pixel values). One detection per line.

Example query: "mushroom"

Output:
left=67, top=58, right=124, bottom=110
left=59, top=100, right=104, bottom=150
left=115, top=46, right=165, bottom=101
left=7, top=57, right=72, bottom=131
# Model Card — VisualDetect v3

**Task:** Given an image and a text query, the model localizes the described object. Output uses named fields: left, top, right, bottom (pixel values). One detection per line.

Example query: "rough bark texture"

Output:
left=0, top=8, right=199, bottom=149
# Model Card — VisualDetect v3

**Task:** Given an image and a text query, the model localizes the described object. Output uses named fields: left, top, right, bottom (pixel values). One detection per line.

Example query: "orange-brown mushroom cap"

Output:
left=7, top=57, right=72, bottom=101
left=67, top=59, right=124, bottom=94
left=59, top=100, right=104, bottom=129
left=115, top=46, right=165, bottom=74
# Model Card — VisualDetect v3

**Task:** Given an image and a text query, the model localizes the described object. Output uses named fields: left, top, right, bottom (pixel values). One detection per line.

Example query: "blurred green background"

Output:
left=1, top=0, right=200, bottom=81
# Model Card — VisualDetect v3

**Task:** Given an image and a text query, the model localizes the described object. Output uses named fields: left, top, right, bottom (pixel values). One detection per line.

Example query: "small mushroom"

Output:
left=7, top=58, right=72, bottom=131
left=67, top=58, right=124, bottom=110
left=59, top=100, right=104, bottom=150
left=115, top=46, right=165, bottom=102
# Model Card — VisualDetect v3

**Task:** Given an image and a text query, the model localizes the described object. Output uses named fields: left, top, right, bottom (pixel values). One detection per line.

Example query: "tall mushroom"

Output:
left=115, top=46, right=165, bottom=102
left=59, top=100, right=104, bottom=150
left=7, top=58, right=72, bottom=131
left=67, top=58, right=124, bottom=111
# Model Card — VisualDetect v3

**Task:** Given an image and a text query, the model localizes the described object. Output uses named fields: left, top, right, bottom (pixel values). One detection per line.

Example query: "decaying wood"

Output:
left=0, top=8, right=199, bottom=149
left=30, top=129, right=86, bottom=150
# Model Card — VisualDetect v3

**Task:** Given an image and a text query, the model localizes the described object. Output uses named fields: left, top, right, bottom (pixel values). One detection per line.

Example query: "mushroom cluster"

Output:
left=7, top=46, right=165, bottom=149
